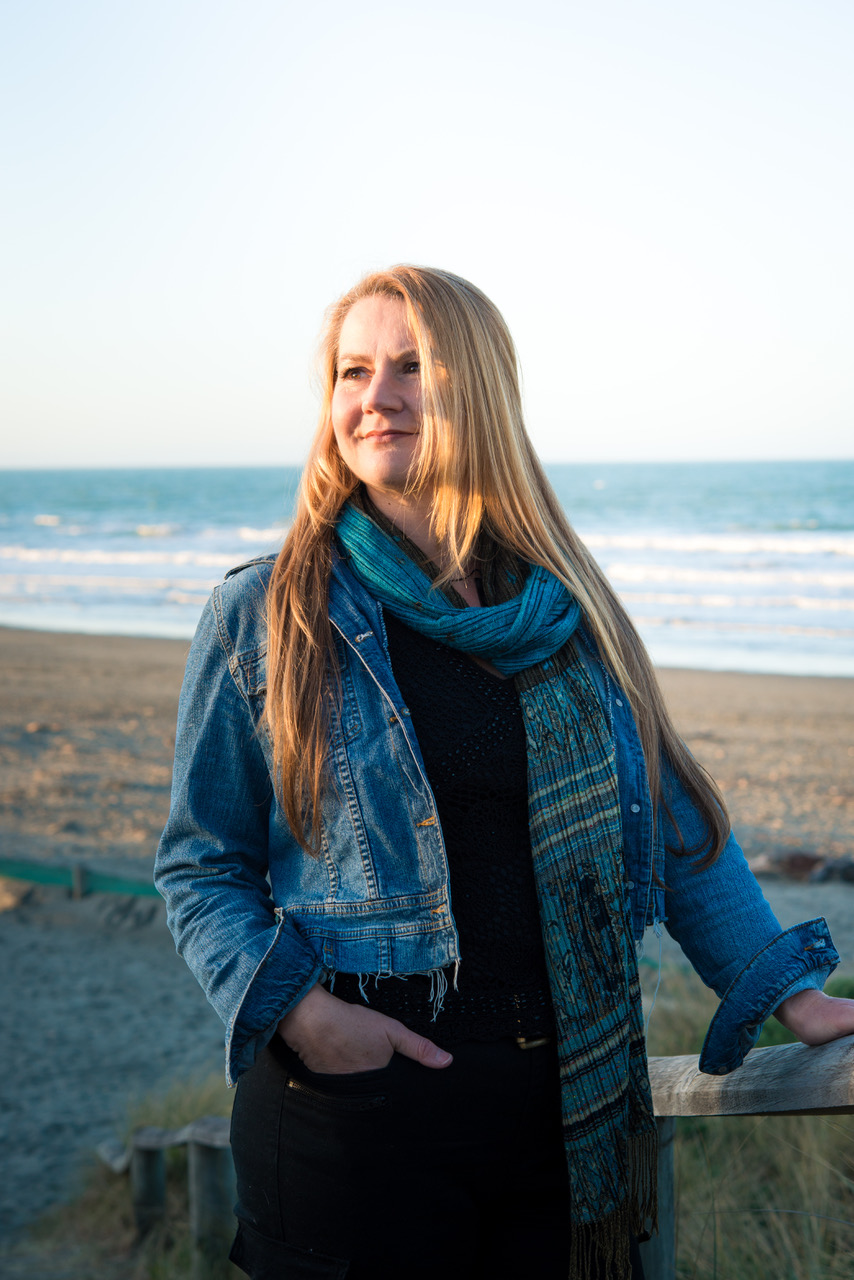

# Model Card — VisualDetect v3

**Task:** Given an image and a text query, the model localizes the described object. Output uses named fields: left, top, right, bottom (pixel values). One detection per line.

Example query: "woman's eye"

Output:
left=340, top=366, right=364, bottom=380
left=403, top=361, right=420, bottom=375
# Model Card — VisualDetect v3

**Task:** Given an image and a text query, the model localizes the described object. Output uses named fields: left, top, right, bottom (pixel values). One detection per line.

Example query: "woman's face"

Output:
left=331, top=295, right=423, bottom=500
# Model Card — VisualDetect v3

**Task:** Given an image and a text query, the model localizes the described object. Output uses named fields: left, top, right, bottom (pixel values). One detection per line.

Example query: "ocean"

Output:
left=1, top=461, right=852, bottom=677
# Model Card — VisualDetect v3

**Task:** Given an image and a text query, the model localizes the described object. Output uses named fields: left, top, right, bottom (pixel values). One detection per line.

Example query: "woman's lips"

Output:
left=360, top=430, right=415, bottom=441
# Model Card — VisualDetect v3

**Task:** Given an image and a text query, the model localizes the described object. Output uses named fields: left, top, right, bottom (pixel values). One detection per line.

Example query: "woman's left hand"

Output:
left=774, top=988, right=854, bottom=1044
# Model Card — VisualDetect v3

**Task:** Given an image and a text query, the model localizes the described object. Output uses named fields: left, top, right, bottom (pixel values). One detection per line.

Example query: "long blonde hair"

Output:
left=266, top=265, right=729, bottom=860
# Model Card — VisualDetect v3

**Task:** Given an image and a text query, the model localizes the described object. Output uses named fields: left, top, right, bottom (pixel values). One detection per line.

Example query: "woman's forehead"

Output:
left=337, top=295, right=416, bottom=356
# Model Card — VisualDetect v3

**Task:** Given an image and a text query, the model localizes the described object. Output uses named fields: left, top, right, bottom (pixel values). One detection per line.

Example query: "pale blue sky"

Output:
left=2, top=0, right=852, bottom=467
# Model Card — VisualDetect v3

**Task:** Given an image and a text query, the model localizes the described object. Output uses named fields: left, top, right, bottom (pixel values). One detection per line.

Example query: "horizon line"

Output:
left=2, top=456, right=854, bottom=473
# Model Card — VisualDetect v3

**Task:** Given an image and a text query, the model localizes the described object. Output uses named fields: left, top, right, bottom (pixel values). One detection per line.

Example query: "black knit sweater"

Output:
left=329, top=610, right=556, bottom=1044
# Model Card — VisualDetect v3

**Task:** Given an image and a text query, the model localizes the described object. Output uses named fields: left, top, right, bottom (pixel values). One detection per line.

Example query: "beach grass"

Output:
left=643, top=966, right=854, bottom=1278
left=673, top=1110, right=854, bottom=1279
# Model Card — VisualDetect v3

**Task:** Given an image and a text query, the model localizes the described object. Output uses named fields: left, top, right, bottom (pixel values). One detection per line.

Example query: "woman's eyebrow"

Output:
left=337, top=348, right=418, bottom=364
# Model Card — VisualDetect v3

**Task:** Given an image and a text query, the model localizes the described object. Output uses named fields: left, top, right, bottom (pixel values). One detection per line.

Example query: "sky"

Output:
left=1, top=0, right=852, bottom=468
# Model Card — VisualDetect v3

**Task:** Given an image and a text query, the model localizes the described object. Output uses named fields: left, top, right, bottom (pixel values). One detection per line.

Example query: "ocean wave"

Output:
left=0, top=573, right=220, bottom=594
left=583, top=532, right=854, bottom=557
left=238, top=525, right=286, bottom=541
left=164, top=590, right=215, bottom=606
left=621, top=591, right=854, bottom=612
left=136, top=523, right=180, bottom=537
left=0, top=545, right=236, bottom=567
left=607, top=563, right=854, bottom=588
left=633, top=616, right=854, bottom=640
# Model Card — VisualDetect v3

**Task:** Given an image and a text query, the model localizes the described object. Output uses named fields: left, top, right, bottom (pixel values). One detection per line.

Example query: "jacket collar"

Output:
left=329, top=545, right=388, bottom=655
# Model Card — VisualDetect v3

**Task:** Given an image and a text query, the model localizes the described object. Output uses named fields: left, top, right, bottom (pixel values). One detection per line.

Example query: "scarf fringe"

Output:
left=567, top=1129, right=658, bottom=1280
left=629, top=1128, right=659, bottom=1239
left=570, top=1207, right=632, bottom=1280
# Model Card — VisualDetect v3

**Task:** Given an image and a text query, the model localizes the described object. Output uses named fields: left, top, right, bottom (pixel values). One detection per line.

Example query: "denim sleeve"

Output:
left=154, top=596, right=324, bottom=1085
left=659, top=760, right=839, bottom=1074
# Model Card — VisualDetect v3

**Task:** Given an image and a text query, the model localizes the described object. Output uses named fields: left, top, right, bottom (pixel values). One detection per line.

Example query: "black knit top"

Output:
left=329, top=610, right=556, bottom=1044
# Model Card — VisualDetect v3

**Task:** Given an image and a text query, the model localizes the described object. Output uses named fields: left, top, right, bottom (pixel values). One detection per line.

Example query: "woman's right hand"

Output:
left=277, top=983, right=453, bottom=1074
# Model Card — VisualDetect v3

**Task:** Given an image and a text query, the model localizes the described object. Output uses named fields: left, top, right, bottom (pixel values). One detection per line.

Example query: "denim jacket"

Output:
left=155, top=555, right=838, bottom=1086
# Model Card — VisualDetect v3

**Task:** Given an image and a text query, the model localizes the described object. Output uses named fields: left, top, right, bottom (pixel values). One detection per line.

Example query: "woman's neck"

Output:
left=364, top=484, right=441, bottom=562
left=363, top=484, right=482, bottom=609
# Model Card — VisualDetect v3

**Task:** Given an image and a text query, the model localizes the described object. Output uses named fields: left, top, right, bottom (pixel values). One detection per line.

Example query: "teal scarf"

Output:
left=336, top=503, right=581, bottom=674
left=336, top=500, right=657, bottom=1279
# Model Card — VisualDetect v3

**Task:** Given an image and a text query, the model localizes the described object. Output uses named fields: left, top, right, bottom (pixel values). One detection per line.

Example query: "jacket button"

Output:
left=630, top=803, right=641, bottom=814
left=615, top=698, right=623, bottom=707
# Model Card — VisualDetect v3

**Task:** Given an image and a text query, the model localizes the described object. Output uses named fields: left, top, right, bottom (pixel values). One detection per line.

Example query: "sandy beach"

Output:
left=3, top=627, right=852, bottom=877
left=1, top=625, right=853, bottom=1246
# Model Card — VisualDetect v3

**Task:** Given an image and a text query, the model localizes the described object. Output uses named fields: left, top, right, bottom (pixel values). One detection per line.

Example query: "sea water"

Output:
left=1, top=461, right=852, bottom=676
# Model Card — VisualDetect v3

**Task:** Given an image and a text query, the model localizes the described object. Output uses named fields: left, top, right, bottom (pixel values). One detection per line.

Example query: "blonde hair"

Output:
left=266, top=265, right=729, bottom=859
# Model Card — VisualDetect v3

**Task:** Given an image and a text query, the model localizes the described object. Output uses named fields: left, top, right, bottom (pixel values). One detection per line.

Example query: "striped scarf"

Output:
left=336, top=499, right=657, bottom=1279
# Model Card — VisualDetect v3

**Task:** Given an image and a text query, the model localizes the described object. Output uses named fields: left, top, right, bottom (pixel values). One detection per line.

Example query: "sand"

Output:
left=1, top=626, right=853, bottom=1247
left=2, top=628, right=851, bottom=878
left=655, top=665, right=854, bottom=863
left=0, top=628, right=188, bottom=878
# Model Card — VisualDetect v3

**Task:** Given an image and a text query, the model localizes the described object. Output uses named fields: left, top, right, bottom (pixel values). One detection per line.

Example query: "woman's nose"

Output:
left=361, top=366, right=401, bottom=413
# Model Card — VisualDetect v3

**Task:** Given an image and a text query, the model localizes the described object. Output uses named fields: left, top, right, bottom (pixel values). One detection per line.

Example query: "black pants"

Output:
left=229, top=1036, right=646, bottom=1279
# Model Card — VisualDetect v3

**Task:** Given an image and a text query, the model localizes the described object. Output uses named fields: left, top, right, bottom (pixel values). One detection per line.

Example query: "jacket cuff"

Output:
left=225, top=918, right=325, bottom=1086
left=698, top=918, right=838, bottom=1076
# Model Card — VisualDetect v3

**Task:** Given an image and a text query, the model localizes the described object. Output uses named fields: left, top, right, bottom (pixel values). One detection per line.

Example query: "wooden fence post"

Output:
left=638, top=1116, right=676, bottom=1280
left=130, top=1145, right=166, bottom=1235
left=126, top=1125, right=178, bottom=1236
left=71, top=862, right=88, bottom=899
left=187, top=1116, right=237, bottom=1280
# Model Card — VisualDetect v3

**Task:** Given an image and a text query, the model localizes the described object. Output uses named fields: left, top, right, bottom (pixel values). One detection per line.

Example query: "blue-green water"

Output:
left=1, top=461, right=852, bottom=675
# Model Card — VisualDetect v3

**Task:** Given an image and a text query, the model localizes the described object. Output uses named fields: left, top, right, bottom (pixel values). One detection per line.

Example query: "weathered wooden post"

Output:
left=71, top=862, right=88, bottom=899
left=130, top=1138, right=167, bottom=1235
left=187, top=1115, right=236, bottom=1280
left=638, top=1116, right=676, bottom=1280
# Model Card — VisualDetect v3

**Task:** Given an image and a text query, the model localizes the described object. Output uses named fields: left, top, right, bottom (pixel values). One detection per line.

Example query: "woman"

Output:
left=155, top=266, right=852, bottom=1280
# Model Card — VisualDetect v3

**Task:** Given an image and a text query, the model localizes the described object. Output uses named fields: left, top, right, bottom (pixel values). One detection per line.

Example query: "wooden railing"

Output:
left=638, top=1034, right=854, bottom=1279
left=101, top=1034, right=854, bottom=1279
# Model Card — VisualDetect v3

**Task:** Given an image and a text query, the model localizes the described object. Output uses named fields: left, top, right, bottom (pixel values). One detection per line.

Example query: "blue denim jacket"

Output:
left=155, top=555, right=838, bottom=1086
